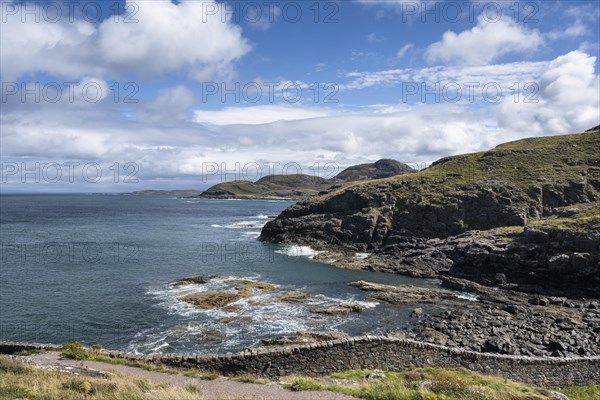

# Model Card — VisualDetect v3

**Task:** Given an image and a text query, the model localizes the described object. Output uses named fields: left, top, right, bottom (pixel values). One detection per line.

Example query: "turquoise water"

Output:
left=0, top=194, right=429, bottom=354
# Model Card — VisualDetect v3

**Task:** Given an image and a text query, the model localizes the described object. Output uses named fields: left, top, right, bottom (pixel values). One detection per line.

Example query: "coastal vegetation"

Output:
left=284, top=368, right=600, bottom=400
left=2, top=355, right=598, bottom=400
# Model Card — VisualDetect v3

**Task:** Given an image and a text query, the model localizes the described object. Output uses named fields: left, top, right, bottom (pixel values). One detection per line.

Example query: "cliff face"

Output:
left=261, top=130, right=600, bottom=296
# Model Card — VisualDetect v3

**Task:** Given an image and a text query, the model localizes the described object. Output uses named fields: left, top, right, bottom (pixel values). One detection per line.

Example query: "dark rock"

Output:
left=410, top=308, right=424, bottom=318
left=549, top=255, right=571, bottom=271
left=548, top=341, right=568, bottom=352
left=366, top=372, right=386, bottom=380
left=310, top=304, right=366, bottom=314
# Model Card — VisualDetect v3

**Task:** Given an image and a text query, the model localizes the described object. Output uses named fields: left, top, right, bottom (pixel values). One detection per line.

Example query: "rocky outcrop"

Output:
left=261, top=131, right=600, bottom=298
left=261, top=184, right=393, bottom=250
left=262, top=179, right=598, bottom=246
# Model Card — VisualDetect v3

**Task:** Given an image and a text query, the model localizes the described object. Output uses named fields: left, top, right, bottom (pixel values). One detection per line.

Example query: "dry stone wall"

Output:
left=1, top=336, right=599, bottom=388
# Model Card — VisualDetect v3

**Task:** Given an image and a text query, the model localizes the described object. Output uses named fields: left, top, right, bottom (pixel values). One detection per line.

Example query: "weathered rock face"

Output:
left=261, top=185, right=393, bottom=250
left=262, top=179, right=599, bottom=247
left=359, top=229, right=600, bottom=298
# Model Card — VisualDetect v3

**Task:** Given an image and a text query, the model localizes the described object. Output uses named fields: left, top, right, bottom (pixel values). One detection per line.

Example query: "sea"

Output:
left=0, top=194, right=436, bottom=354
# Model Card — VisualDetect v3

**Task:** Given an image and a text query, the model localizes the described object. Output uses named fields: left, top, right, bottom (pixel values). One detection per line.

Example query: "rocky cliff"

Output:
left=261, top=129, right=600, bottom=297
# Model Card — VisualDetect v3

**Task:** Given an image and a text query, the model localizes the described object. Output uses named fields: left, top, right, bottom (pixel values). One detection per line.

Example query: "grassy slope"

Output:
left=307, top=131, right=600, bottom=231
left=313, top=131, right=599, bottom=201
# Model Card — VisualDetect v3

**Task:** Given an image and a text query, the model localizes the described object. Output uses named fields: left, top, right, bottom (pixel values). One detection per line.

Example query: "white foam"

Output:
left=353, top=252, right=370, bottom=260
left=150, top=342, right=169, bottom=352
left=222, top=220, right=268, bottom=229
left=275, top=245, right=320, bottom=258
left=211, top=224, right=223, bottom=228
left=137, top=275, right=384, bottom=354
left=253, top=214, right=270, bottom=219
left=241, top=231, right=261, bottom=238
left=455, top=292, right=478, bottom=302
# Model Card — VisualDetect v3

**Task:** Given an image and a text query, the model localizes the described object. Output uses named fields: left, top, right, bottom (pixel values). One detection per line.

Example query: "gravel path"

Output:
left=22, top=352, right=355, bottom=399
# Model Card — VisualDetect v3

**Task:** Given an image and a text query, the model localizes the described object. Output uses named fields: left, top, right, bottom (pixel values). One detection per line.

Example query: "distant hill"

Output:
left=332, top=159, right=415, bottom=182
left=199, top=159, right=415, bottom=200
left=199, top=174, right=332, bottom=200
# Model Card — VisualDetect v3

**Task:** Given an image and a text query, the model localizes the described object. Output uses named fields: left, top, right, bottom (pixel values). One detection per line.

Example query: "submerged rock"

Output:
left=201, top=328, right=225, bottom=341
left=310, top=304, right=366, bottom=314
left=181, top=291, right=245, bottom=309
left=172, top=276, right=220, bottom=286
left=277, top=292, right=312, bottom=303
left=176, top=276, right=277, bottom=309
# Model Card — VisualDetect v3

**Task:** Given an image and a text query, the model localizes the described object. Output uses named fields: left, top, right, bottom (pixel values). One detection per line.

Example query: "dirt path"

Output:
left=21, top=352, right=355, bottom=400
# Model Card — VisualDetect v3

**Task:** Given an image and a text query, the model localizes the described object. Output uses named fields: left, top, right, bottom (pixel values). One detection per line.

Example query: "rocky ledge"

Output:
left=348, top=277, right=600, bottom=358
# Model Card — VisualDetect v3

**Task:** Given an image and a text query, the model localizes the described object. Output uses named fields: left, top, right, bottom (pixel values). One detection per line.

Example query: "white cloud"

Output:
left=341, top=60, right=548, bottom=92
left=425, top=16, right=543, bottom=66
left=315, top=63, right=327, bottom=73
left=367, top=32, right=384, bottom=43
left=498, top=51, right=600, bottom=134
left=139, top=86, right=196, bottom=123
left=245, top=3, right=280, bottom=31
left=396, top=44, right=414, bottom=60
left=0, top=0, right=251, bottom=80
left=194, top=105, right=335, bottom=126
left=547, top=4, right=598, bottom=41
left=1, top=51, right=598, bottom=191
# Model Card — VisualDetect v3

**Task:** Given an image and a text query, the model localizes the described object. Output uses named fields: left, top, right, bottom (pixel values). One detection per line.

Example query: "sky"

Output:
left=1, top=0, right=599, bottom=192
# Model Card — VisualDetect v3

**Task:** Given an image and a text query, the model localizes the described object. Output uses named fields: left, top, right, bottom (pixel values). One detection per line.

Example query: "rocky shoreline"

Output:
left=353, top=277, right=600, bottom=358
left=258, top=229, right=600, bottom=358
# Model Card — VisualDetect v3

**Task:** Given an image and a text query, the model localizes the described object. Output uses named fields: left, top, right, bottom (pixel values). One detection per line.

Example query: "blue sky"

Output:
left=1, top=0, right=599, bottom=192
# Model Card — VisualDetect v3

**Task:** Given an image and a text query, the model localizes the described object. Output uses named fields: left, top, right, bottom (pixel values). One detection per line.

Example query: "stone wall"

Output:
left=2, top=336, right=599, bottom=388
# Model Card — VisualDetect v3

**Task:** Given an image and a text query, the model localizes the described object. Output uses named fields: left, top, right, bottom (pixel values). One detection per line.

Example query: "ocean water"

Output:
left=0, top=194, right=432, bottom=354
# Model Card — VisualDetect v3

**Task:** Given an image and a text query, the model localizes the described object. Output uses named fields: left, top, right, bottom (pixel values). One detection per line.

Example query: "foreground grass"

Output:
left=561, top=385, right=600, bottom=400
left=60, top=342, right=219, bottom=380
left=284, top=368, right=600, bottom=400
left=3, top=354, right=599, bottom=400
left=0, top=357, right=204, bottom=400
